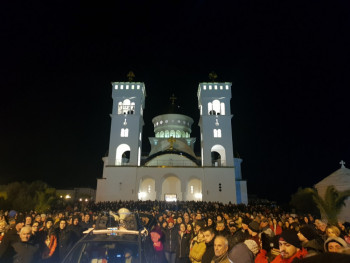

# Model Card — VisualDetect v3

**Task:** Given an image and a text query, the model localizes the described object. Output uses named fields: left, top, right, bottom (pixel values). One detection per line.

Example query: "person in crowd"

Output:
left=189, top=229, right=206, bottom=263
left=270, top=229, right=307, bottom=263
left=270, top=218, right=282, bottom=236
left=80, top=213, right=93, bottom=230
left=11, top=226, right=40, bottom=263
left=25, top=215, right=33, bottom=226
left=248, top=220, right=261, bottom=249
left=68, top=215, right=83, bottom=243
left=216, top=221, right=229, bottom=237
left=229, top=239, right=260, bottom=263
left=202, top=227, right=216, bottom=263
left=207, top=218, right=214, bottom=228
left=39, top=217, right=57, bottom=261
left=326, top=225, right=341, bottom=238
left=0, top=220, right=7, bottom=243
left=260, top=218, right=274, bottom=238
left=0, top=218, right=22, bottom=262
left=212, top=235, right=230, bottom=263
left=314, top=219, right=327, bottom=240
left=164, top=217, right=178, bottom=263
left=324, top=236, right=348, bottom=253
left=297, top=224, right=324, bottom=257
left=57, top=218, right=74, bottom=262
left=150, top=225, right=166, bottom=263
left=186, top=223, right=195, bottom=241
left=30, top=221, right=41, bottom=245
left=176, top=223, right=191, bottom=263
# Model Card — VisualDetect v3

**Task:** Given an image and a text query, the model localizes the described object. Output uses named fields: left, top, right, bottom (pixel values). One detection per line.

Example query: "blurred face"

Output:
left=216, top=223, right=225, bottom=231
left=214, top=237, right=228, bottom=257
left=187, top=224, right=192, bottom=231
left=46, top=221, right=53, bottom=229
left=326, top=228, right=336, bottom=237
left=208, top=218, right=213, bottom=225
left=32, top=223, right=39, bottom=233
left=73, top=218, right=79, bottom=225
left=168, top=222, right=174, bottom=228
left=204, top=230, right=215, bottom=244
left=197, top=231, right=204, bottom=241
left=327, top=241, right=343, bottom=253
left=279, top=240, right=298, bottom=259
left=177, top=218, right=182, bottom=224
left=60, top=220, right=67, bottom=230
left=25, top=217, right=32, bottom=225
left=20, top=228, right=32, bottom=242
left=196, top=214, right=202, bottom=220
left=41, top=215, right=46, bottom=222
left=180, top=224, right=186, bottom=232
left=84, top=215, right=90, bottom=222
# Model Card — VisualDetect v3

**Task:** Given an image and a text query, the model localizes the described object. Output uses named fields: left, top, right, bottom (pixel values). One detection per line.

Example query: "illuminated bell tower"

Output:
left=197, top=81, right=234, bottom=167
left=107, top=74, right=146, bottom=166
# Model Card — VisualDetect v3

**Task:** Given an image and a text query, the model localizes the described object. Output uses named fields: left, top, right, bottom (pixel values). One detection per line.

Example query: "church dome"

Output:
left=152, top=114, right=193, bottom=139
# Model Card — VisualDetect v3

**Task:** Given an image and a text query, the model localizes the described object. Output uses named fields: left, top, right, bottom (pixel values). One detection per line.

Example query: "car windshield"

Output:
left=64, top=241, right=140, bottom=263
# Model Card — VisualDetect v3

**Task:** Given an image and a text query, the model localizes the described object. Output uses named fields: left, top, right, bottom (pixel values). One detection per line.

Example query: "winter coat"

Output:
left=164, top=227, right=178, bottom=253
left=202, top=238, right=215, bottom=263
left=176, top=232, right=191, bottom=259
left=271, top=248, right=307, bottom=263
left=57, top=228, right=74, bottom=260
left=12, top=241, right=40, bottom=263
left=190, top=238, right=206, bottom=263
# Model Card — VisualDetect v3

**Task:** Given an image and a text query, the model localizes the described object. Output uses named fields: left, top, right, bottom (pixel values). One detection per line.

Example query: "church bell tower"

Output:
left=107, top=77, right=146, bottom=166
left=197, top=82, right=234, bottom=167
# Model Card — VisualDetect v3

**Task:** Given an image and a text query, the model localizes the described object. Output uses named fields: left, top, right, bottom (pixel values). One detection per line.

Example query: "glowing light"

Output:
left=65, top=195, right=71, bottom=199
left=194, top=193, right=202, bottom=199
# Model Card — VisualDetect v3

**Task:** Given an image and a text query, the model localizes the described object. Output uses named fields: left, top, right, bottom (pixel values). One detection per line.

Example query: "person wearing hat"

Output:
left=228, top=239, right=259, bottom=263
left=271, top=230, right=307, bottom=263
left=150, top=226, right=166, bottom=263
left=324, top=236, right=348, bottom=253
left=297, top=225, right=324, bottom=256
left=248, top=220, right=262, bottom=249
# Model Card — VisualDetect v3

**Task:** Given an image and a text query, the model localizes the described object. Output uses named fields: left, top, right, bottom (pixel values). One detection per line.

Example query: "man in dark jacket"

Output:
left=12, top=226, right=40, bottom=263
left=202, top=227, right=216, bottom=263
left=164, top=218, right=178, bottom=263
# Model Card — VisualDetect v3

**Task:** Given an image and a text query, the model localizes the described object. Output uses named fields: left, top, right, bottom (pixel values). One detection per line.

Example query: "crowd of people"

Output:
left=0, top=200, right=350, bottom=263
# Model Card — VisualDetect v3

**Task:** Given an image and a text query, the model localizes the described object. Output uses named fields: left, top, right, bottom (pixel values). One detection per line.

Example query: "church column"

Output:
left=181, top=180, right=187, bottom=201
left=155, top=179, right=162, bottom=201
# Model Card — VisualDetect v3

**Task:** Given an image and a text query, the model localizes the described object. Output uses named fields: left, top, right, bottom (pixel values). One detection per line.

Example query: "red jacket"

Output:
left=271, top=248, right=307, bottom=263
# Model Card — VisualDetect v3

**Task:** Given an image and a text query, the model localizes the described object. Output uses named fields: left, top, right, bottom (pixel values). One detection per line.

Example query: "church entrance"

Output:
left=162, top=176, right=182, bottom=201
left=138, top=178, right=156, bottom=201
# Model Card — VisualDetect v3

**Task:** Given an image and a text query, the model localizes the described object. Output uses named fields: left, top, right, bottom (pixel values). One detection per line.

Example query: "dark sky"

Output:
left=1, top=1, right=349, bottom=204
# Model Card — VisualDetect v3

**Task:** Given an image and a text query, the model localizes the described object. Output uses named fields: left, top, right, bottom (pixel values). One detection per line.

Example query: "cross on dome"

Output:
left=340, top=160, right=346, bottom=168
left=170, top=94, right=177, bottom=105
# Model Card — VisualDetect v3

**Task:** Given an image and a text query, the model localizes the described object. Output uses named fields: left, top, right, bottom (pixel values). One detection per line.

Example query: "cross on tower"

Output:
left=168, top=136, right=176, bottom=151
left=170, top=94, right=177, bottom=105
left=340, top=160, right=346, bottom=168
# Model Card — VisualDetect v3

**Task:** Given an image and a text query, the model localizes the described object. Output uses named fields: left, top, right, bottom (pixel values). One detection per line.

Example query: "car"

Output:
left=62, top=210, right=153, bottom=263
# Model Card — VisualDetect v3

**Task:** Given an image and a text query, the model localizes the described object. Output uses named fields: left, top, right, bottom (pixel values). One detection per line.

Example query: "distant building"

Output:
left=96, top=80, right=248, bottom=204
left=315, top=161, right=350, bottom=222
left=57, top=188, right=96, bottom=202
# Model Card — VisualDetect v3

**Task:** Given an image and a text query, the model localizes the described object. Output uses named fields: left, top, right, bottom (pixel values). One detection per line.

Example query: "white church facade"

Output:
left=95, top=80, right=248, bottom=204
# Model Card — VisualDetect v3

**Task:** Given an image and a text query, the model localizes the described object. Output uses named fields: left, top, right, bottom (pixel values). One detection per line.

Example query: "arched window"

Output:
left=165, top=130, right=169, bottom=138
left=218, top=129, right=222, bottom=137
left=120, top=128, right=129, bottom=137
left=213, top=129, right=218, bottom=137
left=213, top=100, right=221, bottom=115
left=220, top=102, right=225, bottom=115
left=181, top=131, right=185, bottom=138
left=160, top=131, right=164, bottom=138
left=116, top=144, right=131, bottom=165
left=176, top=130, right=181, bottom=138
left=118, top=102, right=123, bottom=114
left=170, top=130, right=175, bottom=137
left=156, top=132, right=159, bottom=138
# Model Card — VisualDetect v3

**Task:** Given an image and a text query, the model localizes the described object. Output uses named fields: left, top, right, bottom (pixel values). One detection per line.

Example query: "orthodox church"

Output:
left=95, top=78, right=248, bottom=204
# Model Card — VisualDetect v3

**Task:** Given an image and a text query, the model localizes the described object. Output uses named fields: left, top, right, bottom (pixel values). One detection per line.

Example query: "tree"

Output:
left=304, top=185, right=350, bottom=225
left=290, top=187, right=320, bottom=217
left=34, top=187, right=58, bottom=213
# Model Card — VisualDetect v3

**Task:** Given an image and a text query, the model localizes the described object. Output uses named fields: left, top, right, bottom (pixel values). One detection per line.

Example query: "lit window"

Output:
left=120, top=128, right=129, bottom=137
left=148, top=185, right=151, bottom=193
left=209, top=85, right=212, bottom=90
left=121, top=85, right=124, bottom=89
left=218, top=129, right=222, bottom=137
left=170, top=130, right=175, bottom=137
left=137, top=85, right=140, bottom=89
left=177, top=120, right=181, bottom=123
left=214, top=85, right=217, bottom=90
left=126, top=85, right=129, bottom=89
left=156, top=132, right=159, bottom=138
left=176, top=130, right=181, bottom=138
left=132, top=85, right=135, bottom=89
left=165, top=130, right=169, bottom=138
left=225, top=85, right=229, bottom=90
left=213, top=129, right=222, bottom=138
left=220, top=85, right=223, bottom=90
left=160, top=121, right=163, bottom=124
left=190, top=185, right=194, bottom=194
left=160, top=131, right=164, bottom=138
left=115, top=85, right=118, bottom=89
left=139, top=132, right=142, bottom=141
left=203, top=85, right=206, bottom=90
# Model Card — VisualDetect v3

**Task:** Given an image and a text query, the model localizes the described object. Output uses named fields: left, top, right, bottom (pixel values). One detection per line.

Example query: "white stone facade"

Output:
left=95, top=81, right=248, bottom=204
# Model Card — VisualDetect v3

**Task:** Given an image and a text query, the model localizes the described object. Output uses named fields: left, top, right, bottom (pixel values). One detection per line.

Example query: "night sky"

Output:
left=1, top=1, right=349, bottom=204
